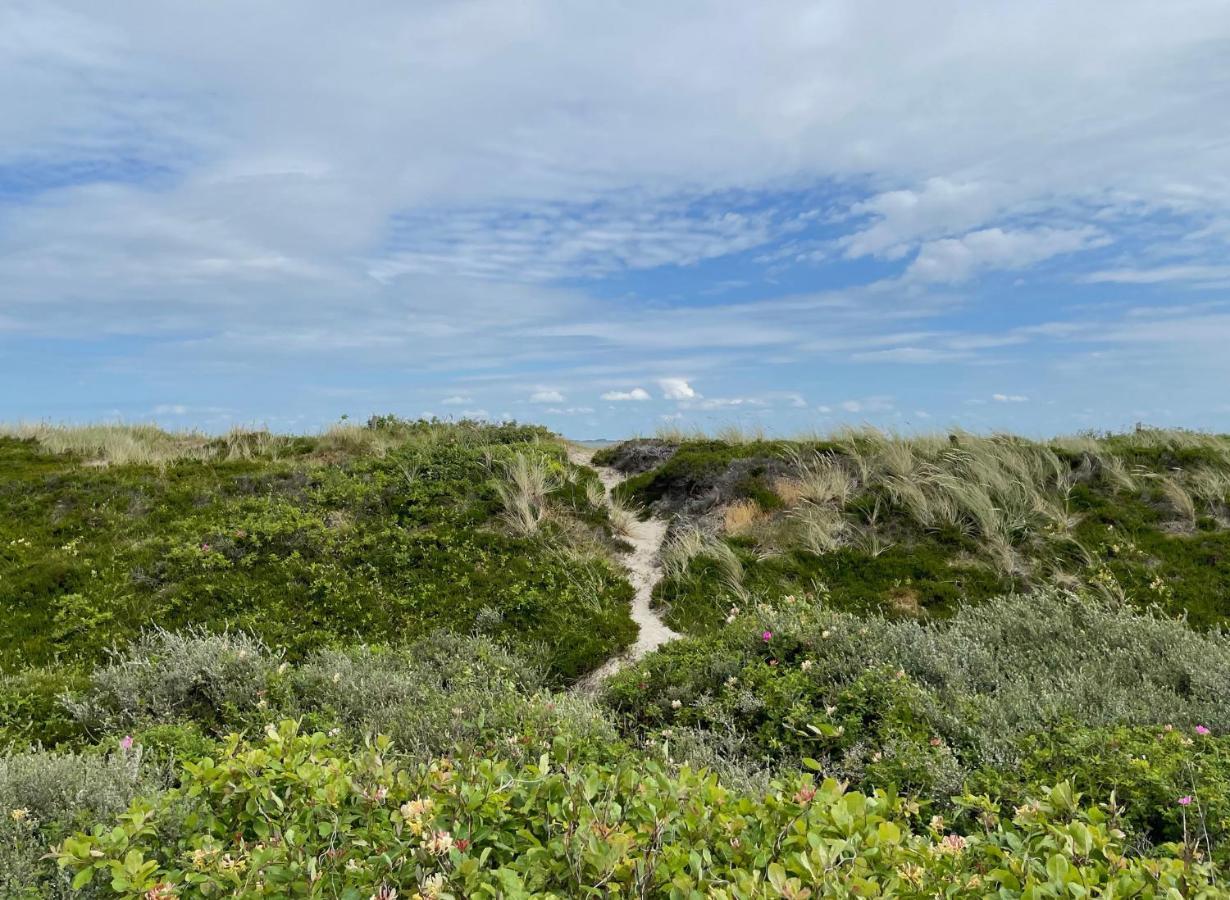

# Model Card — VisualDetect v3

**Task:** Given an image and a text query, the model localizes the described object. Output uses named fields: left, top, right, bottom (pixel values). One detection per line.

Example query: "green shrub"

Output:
left=1, top=743, right=166, bottom=898
left=0, top=427, right=634, bottom=680
left=65, top=629, right=282, bottom=736
left=66, top=629, right=620, bottom=762
left=972, top=725, right=1230, bottom=857
left=0, top=667, right=88, bottom=747
left=56, top=722, right=1223, bottom=898
left=607, top=589, right=1230, bottom=798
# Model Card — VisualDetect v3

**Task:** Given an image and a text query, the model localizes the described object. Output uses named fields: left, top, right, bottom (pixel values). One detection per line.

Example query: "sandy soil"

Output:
left=567, top=445, right=679, bottom=689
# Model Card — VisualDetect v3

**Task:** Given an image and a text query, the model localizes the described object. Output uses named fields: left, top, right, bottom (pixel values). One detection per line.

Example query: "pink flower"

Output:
left=1178, top=795, right=1193, bottom=806
left=1196, top=725, right=1211, bottom=736
left=762, top=631, right=772, bottom=642
left=119, top=735, right=134, bottom=751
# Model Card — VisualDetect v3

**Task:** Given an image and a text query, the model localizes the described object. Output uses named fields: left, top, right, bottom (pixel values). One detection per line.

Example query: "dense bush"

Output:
left=1, top=743, right=167, bottom=898
left=0, top=423, right=634, bottom=680
left=606, top=590, right=1230, bottom=800
left=65, top=629, right=619, bottom=763
left=971, top=724, right=1230, bottom=857
left=56, top=722, right=1223, bottom=898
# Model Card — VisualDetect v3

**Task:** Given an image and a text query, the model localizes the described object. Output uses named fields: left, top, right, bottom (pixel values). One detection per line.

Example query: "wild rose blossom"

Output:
left=1196, top=725, right=1211, bottom=735
left=1178, top=796, right=1193, bottom=806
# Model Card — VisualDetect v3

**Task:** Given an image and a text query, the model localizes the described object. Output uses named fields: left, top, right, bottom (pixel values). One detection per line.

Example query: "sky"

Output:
left=3, top=1, right=1230, bottom=438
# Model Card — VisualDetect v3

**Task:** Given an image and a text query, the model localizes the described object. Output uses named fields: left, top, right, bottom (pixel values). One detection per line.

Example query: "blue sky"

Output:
left=3, top=1, right=1230, bottom=438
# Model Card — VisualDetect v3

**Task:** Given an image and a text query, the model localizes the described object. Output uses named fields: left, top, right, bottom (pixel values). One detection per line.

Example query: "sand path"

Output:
left=567, top=445, right=679, bottom=689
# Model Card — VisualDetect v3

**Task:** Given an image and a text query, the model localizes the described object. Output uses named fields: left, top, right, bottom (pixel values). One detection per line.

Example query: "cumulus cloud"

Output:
left=992, top=393, right=1029, bottom=403
left=530, top=389, right=565, bottom=403
left=658, top=378, right=697, bottom=400
left=601, top=387, right=651, bottom=401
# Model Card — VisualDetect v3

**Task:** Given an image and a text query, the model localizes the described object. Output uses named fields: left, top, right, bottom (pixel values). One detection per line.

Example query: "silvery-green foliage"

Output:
left=0, top=745, right=166, bottom=898
left=292, top=633, right=616, bottom=758
left=65, top=628, right=280, bottom=732
left=761, top=588, right=1230, bottom=766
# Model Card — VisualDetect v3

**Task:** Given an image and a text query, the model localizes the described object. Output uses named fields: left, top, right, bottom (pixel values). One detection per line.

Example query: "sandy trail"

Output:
left=567, top=445, right=679, bottom=689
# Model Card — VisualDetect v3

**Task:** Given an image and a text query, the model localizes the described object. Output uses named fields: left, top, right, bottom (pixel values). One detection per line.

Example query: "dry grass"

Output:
left=0, top=421, right=298, bottom=466
left=493, top=452, right=558, bottom=537
left=606, top=494, right=641, bottom=537
left=787, top=502, right=848, bottom=554
left=723, top=499, right=764, bottom=536
left=1188, top=467, right=1230, bottom=513
left=662, top=526, right=743, bottom=587
left=1159, top=475, right=1197, bottom=527
left=314, top=423, right=402, bottom=458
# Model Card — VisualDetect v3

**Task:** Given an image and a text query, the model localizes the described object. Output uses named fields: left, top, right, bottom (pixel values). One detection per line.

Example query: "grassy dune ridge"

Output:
left=597, top=426, right=1230, bottom=633
left=2, top=419, right=1230, bottom=896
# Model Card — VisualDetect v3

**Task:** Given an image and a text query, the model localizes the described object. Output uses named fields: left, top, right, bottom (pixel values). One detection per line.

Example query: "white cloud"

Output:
left=529, top=389, right=565, bottom=403
left=1081, top=264, right=1230, bottom=285
left=992, top=393, right=1029, bottom=403
left=601, top=387, right=651, bottom=401
left=152, top=404, right=188, bottom=415
left=839, top=395, right=894, bottom=414
left=459, top=409, right=490, bottom=419
left=905, top=227, right=1107, bottom=283
left=844, top=179, right=1006, bottom=260
left=658, top=377, right=697, bottom=400
left=3, top=2, right=1230, bottom=430
left=441, top=395, right=471, bottom=405
left=681, top=396, right=767, bottom=410
left=545, top=406, right=594, bottom=415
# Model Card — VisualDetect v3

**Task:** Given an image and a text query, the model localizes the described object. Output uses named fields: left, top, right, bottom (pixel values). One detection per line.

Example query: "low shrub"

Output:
left=971, top=724, right=1230, bottom=857
left=55, top=722, right=1224, bottom=898
left=66, top=629, right=620, bottom=762
left=606, top=589, right=1230, bottom=799
left=0, top=425, right=634, bottom=680
left=1, top=742, right=166, bottom=898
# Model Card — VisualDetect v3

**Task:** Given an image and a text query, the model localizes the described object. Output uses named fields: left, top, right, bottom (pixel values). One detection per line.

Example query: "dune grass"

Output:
left=608, top=426, right=1230, bottom=632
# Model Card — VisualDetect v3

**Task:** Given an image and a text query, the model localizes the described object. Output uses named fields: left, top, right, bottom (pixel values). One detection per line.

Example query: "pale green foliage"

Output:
left=66, top=629, right=616, bottom=761
left=1, top=745, right=165, bottom=898
left=760, top=588, right=1230, bottom=767
left=291, top=637, right=616, bottom=756
left=65, top=629, right=281, bottom=733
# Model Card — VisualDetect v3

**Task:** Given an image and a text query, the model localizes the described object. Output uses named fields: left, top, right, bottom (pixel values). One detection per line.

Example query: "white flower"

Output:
left=670, top=699, right=682, bottom=710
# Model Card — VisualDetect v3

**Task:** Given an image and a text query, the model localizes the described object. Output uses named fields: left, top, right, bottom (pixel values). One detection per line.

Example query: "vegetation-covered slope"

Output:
left=3, top=421, right=1230, bottom=896
left=599, top=427, right=1230, bottom=633
left=0, top=419, right=636, bottom=742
